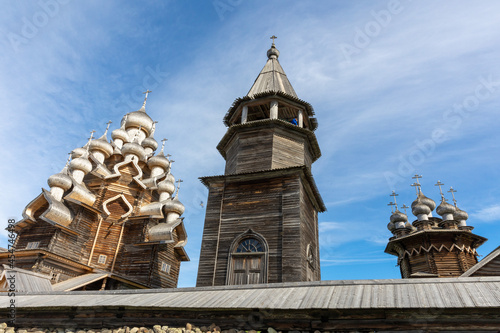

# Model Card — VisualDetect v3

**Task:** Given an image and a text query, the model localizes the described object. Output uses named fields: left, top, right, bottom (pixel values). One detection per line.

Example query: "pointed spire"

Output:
left=247, top=38, right=297, bottom=98
left=139, top=90, right=152, bottom=112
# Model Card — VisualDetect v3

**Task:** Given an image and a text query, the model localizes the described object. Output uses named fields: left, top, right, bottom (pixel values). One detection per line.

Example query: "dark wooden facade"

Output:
left=196, top=44, right=325, bottom=287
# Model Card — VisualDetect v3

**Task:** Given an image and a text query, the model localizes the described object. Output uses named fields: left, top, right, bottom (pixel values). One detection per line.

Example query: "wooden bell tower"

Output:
left=196, top=39, right=325, bottom=287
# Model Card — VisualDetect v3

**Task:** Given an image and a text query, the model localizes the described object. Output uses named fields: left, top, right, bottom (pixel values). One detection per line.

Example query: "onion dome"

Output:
left=122, top=141, right=147, bottom=161
left=387, top=221, right=396, bottom=233
left=147, top=152, right=170, bottom=171
left=454, top=207, right=469, bottom=221
left=166, top=172, right=175, bottom=184
left=267, top=43, right=280, bottom=59
left=90, top=134, right=113, bottom=159
left=123, top=110, right=154, bottom=137
left=436, top=199, right=456, bottom=220
left=411, top=199, right=431, bottom=217
left=390, top=210, right=408, bottom=224
left=163, top=197, right=185, bottom=215
left=158, top=178, right=175, bottom=196
left=69, top=153, right=92, bottom=174
left=142, top=122, right=158, bottom=151
left=47, top=165, right=72, bottom=191
left=436, top=200, right=455, bottom=215
left=419, top=193, right=436, bottom=212
left=112, top=117, right=130, bottom=144
left=142, top=136, right=158, bottom=151
left=71, top=147, right=87, bottom=159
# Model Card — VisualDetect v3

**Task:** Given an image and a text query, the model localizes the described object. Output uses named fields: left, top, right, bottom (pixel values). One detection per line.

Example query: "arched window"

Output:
left=226, top=231, right=268, bottom=285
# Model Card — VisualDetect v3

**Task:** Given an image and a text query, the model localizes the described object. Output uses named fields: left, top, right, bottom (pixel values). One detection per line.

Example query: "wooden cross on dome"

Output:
left=401, top=204, right=409, bottom=215
left=387, top=201, right=396, bottom=213
left=104, top=120, right=112, bottom=135
left=390, top=191, right=399, bottom=210
left=160, top=138, right=167, bottom=153
left=270, top=35, right=277, bottom=44
left=411, top=174, right=422, bottom=195
left=435, top=180, right=446, bottom=201
left=448, top=186, right=458, bottom=206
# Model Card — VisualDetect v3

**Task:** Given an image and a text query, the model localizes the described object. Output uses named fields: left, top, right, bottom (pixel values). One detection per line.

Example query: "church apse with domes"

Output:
left=385, top=175, right=487, bottom=278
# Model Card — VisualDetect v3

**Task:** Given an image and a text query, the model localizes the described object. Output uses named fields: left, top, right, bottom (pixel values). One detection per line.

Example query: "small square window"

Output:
left=98, top=254, right=107, bottom=264
left=161, top=261, right=171, bottom=274
left=50, top=272, right=60, bottom=283
left=26, top=241, right=40, bottom=249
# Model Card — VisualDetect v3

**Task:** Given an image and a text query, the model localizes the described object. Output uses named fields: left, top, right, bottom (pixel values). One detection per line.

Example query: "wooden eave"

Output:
left=216, top=118, right=321, bottom=162
left=385, top=229, right=488, bottom=256
left=462, top=245, right=500, bottom=277
left=200, top=165, right=326, bottom=212
left=0, top=249, right=93, bottom=272
left=13, top=217, right=79, bottom=236
left=223, top=91, right=318, bottom=130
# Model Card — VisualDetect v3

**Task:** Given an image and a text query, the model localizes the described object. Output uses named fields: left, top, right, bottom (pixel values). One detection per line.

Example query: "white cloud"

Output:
left=472, top=205, right=500, bottom=222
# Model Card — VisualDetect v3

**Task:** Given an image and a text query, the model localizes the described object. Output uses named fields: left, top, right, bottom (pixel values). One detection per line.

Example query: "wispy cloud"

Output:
left=472, top=205, right=500, bottom=223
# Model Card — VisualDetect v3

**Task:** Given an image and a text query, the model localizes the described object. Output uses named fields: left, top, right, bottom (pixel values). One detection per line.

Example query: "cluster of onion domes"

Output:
left=387, top=179, right=470, bottom=237
left=43, top=94, right=185, bottom=231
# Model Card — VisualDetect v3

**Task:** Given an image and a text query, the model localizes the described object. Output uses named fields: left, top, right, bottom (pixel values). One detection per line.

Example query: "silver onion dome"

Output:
left=124, top=111, right=154, bottom=137
left=89, top=134, right=113, bottom=158
left=166, top=172, right=175, bottom=184
left=454, top=207, right=469, bottom=221
left=411, top=199, right=431, bottom=216
left=71, top=147, right=87, bottom=159
left=267, top=44, right=280, bottom=59
left=436, top=200, right=456, bottom=217
left=112, top=127, right=129, bottom=143
left=419, top=193, right=436, bottom=211
left=69, top=154, right=92, bottom=174
left=142, top=136, right=158, bottom=151
left=121, top=141, right=147, bottom=161
left=163, top=197, right=185, bottom=215
left=47, top=167, right=72, bottom=191
left=147, top=153, right=170, bottom=171
left=158, top=178, right=175, bottom=195
left=387, top=221, right=396, bottom=233
left=390, top=210, right=408, bottom=224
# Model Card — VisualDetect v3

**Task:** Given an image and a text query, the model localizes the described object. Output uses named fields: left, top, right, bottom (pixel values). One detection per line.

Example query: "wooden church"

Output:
left=0, top=94, right=189, bottom=290
left=196, top=39, right=326, bottom=287
left=385, top=178, right=488, bottom=278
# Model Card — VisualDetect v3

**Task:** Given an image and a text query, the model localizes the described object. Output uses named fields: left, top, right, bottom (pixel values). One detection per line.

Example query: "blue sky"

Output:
left=1, top=1, right=500, bottom=287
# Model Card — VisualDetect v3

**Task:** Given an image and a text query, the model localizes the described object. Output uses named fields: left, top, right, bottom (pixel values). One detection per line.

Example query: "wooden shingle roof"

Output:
left=4, top=277, right=500, bottom=309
